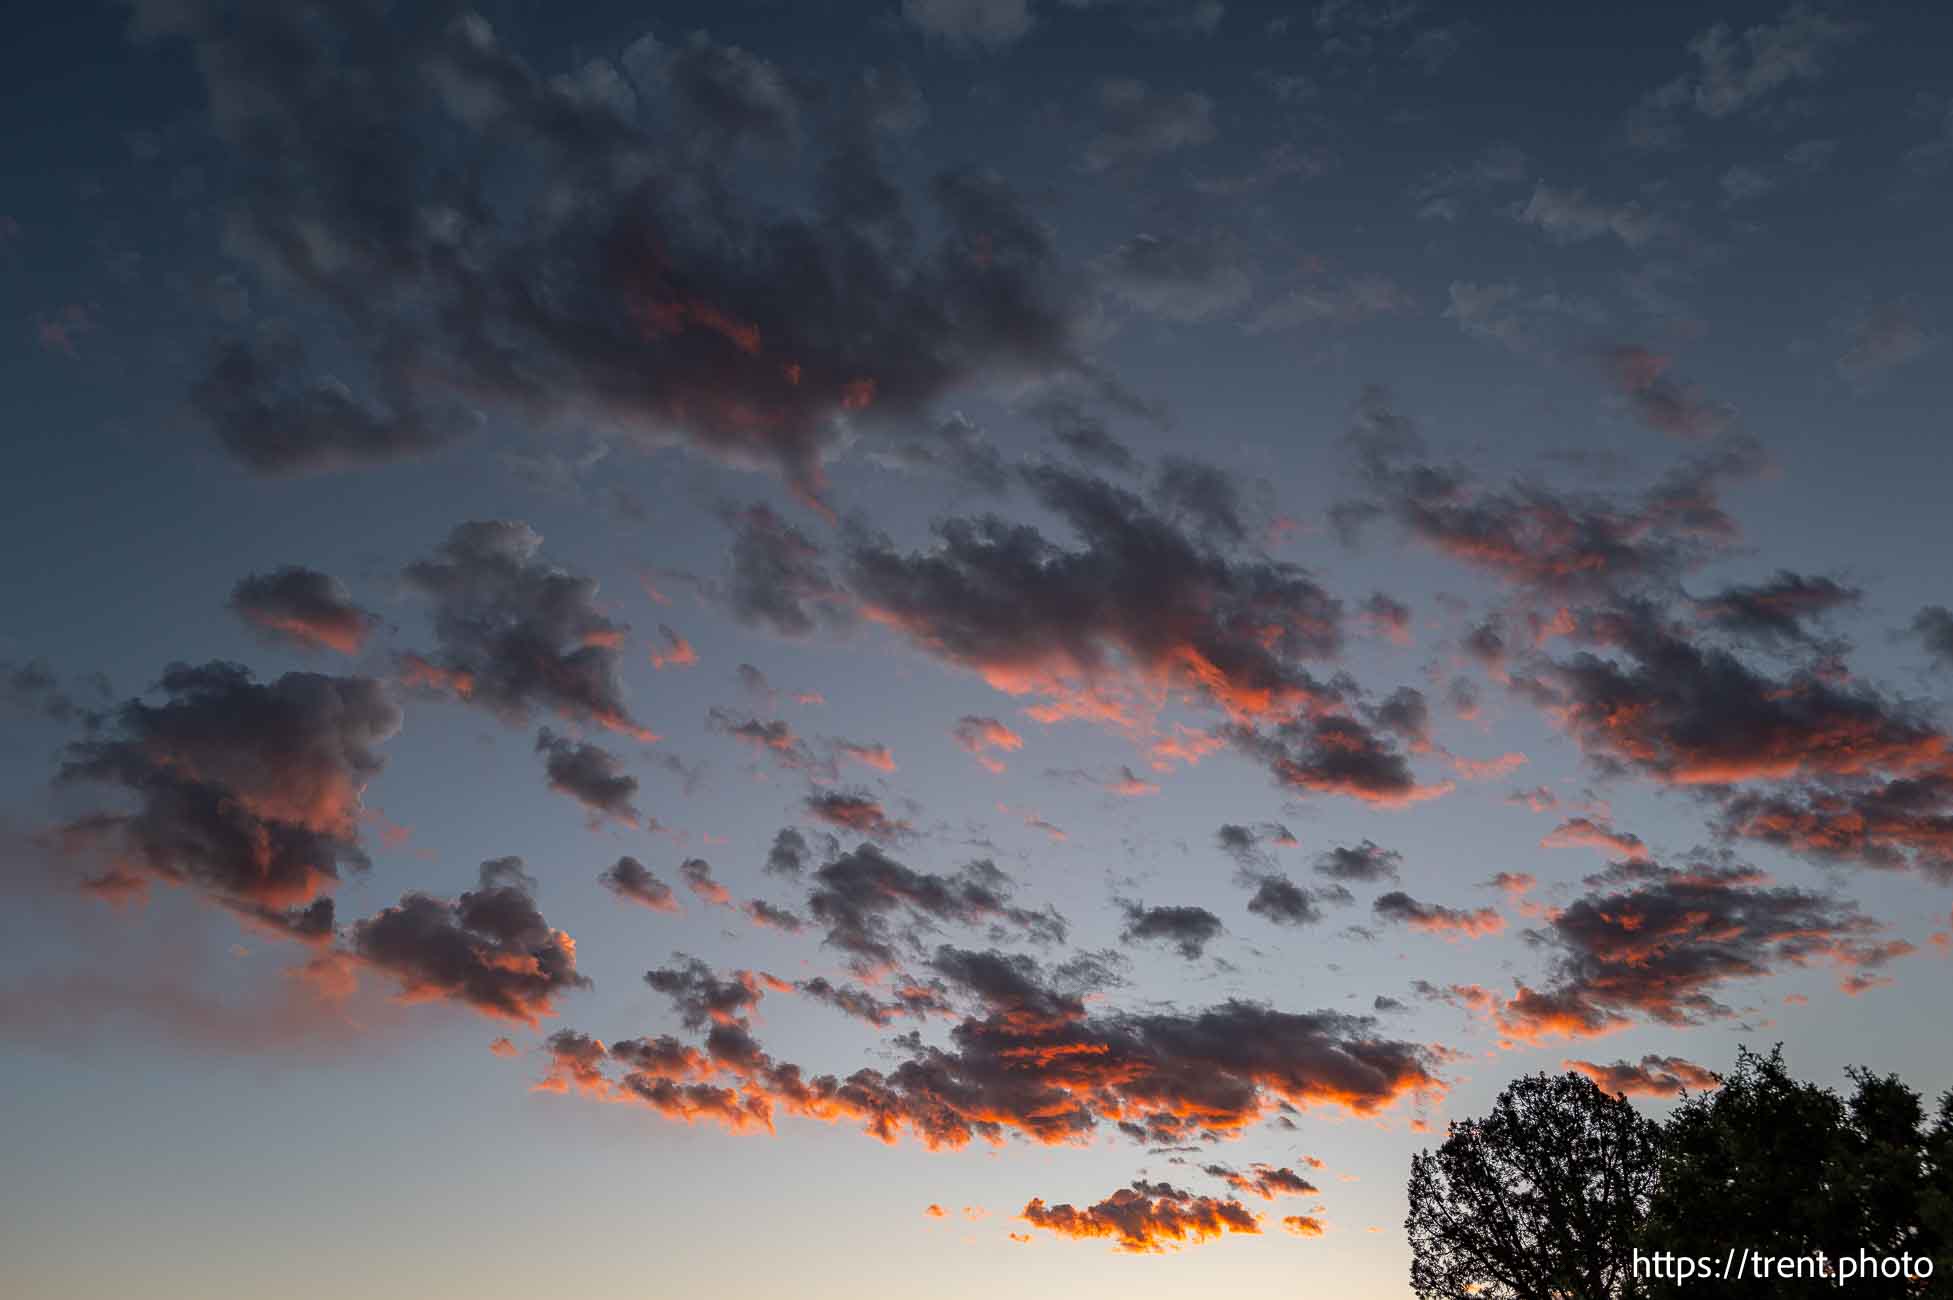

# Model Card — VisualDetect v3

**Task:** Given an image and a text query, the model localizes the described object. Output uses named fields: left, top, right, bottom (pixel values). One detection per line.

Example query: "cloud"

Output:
left=846, top=460, right=1344, bottom=730
left=1626, top=5, right=1856, bottom=149
left=680, top=858, right=733, bottom=907
left=723, top=504, right=852, bottom=638
left=1020, top=1181, right=1260, bottom=1252
left=794, top=975, right=948, bottom=1026
left=401, top=521, right=655, bottom=740
left=1314, top=839, right=1403, bottom=883
left=539, top=945, right=1441, bottom=1148
left=1717, top=775, right=1953, bottom=885
left=649, top=625, right=697, bottom=669
left=765, top=827, right=814, bottom=877
left=952, top=715, right=1024, bottom=772
left=599, top=856, right=680, bottom=913
left=1245, top=874, right=1332, bottom=927
left=1690, top=571, right=1859, bottom=651
left=1836, top=301, right=1935, bottom=386
left=1685, top=4, right=1855, bottom=118
left=901, top=0, right=1033, bottom=47
left=1224, top=714, right=1452, bottom=807
left=1496, top=853, right=1902, bottom=1041
left=228, top=566, right=377, bottom=654
left=3, top=659, right=108, bottom=726
left=1097, top=234, right=1252, bottom=323
left=1025, top=396, right=1139, bottom=474
left=743, top=898, right=806, bottom=933
left=1563, top=1055, right=1721, bottom=1098
left=1343, top=387, right=1764, bottom=595
left=146, top=5, right=1095, bottom=500
left=536, top=729, right=643, bottom=826
left=1600, top=346, right=1734, bottom=440
left=1214, top=821, right=1294, bottom=869
left=1201, top=1162, right=1320, bottom=1200
left=1244, top=272, right=1412, bottom=335
left=1542, top=599, right=1946, bottom=786
left=1083, top=78, right=1216, bottom=172
left=1516, top=185, right=1678, bottom=250
left=1909, top=606, right=1953, bottom=671
left=56, top=660, right=399, bottom=909
left=805, top=846, right=1063, bottom=971
left=1372, top=891, right=1504, bottom=939
left=349, top=858, right=590, bottom=1027
left=1119, top=902, right=1224, bottom=960
left=1541, top=816, right=1646, bottom=858
left=645, top=956, right=768, bottom=1029
left=804, top=790, right=912, bottom=842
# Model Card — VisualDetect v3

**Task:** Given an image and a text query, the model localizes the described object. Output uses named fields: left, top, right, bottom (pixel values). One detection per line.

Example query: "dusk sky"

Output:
left=6, top=1, right=1953, bottom=1296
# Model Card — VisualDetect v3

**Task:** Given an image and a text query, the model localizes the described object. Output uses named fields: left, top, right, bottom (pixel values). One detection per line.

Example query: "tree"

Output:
left=1640, top=1046, right=1953, bottom=1298
left=1407, top=1071, right=1663, bottom=1300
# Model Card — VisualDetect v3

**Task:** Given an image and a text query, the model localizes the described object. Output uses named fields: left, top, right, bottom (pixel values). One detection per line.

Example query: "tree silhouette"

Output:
left=1407, top=1071, right=1662, bottom=1300
left=1640, top=1046, right=1953, bottom=1298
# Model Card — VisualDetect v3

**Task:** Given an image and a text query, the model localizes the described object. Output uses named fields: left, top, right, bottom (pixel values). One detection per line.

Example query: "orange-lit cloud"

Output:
left=1019, top=1182, right=1261, bottom=1253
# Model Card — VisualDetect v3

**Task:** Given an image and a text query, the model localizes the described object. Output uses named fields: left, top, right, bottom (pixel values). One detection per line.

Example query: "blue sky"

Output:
left=5, top=1, right=1953, bottom=1296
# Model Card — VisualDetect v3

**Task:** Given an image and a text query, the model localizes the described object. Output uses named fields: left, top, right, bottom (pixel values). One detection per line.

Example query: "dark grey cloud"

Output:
left=1908, top=606, right=1953, bottom=670
left=644, top=955, right=767, bottom=1030
left=1025, top=395, right=1139, bottom=474
left=599, top=855, right=680, bottom=913
left=1119, top=901, right=1224, bottom=960
left=350, top=857, right=590, bottom=1026
left=843, top=460, right=1343, bottom=727
left=1690, top=571, right=1859, bottom=651
left=536, top=728, right=643, bottom=826
left=1313, top=839, right=1402, bottom=883
left=56, top=660, right=399, bottom=909
left=401, top=520, right=653, bottom=739
left=229, top=566, right=378, bottom=654
left=145, top=3, right=1097, bottom=500
left=3, top=659, right=108, bottom=726
left=1497, top=852, right=1902, bottom=1040
left=723, top=504, right=851, bottom=638
left=1343, top=386, right=1765, bottom=596
left=805, top=845, right=1065, bottom=971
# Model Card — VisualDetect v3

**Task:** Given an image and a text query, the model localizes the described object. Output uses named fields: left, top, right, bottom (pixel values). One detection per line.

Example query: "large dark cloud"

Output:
left=228, top=566, right=378, bottom=655
left=1717, top=776, right=1953, bottom=885
left=143, top=2, right=1100, bottom=500
left=56, top=660, right=399, bottom=908
left=350, top=857, right=590, bottom=1026
left=1495, top=853, right=1907, bottom=1041
left=844, top=459, right=1343, bottom=728
left=401, top=520, right=654, bottom=740
left=1537, top=599, right=1945, bottom=786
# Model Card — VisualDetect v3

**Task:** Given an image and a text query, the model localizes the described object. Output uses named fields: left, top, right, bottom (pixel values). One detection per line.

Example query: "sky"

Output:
left=4, top=1, right=1953, bottom=1296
